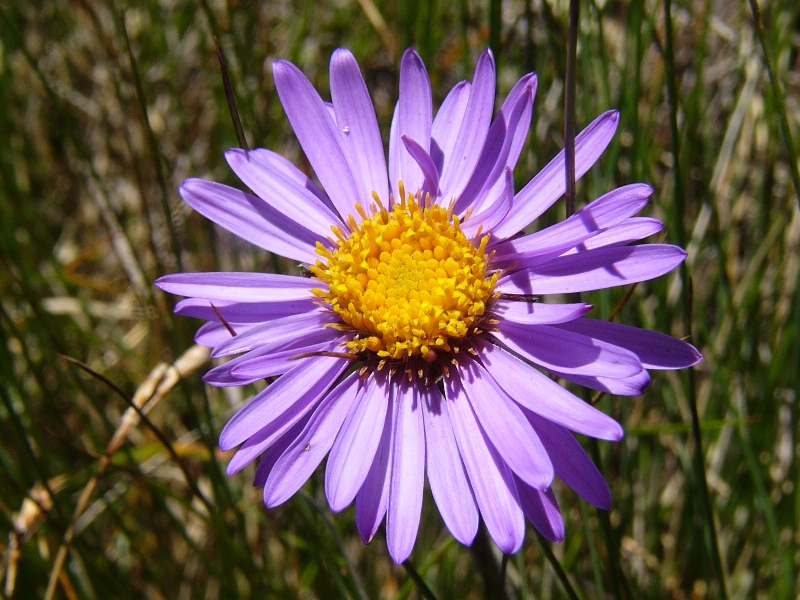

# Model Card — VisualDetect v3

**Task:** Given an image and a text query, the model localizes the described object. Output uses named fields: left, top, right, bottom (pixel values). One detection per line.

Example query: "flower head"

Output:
left=156, top=48, right=701, bottom=563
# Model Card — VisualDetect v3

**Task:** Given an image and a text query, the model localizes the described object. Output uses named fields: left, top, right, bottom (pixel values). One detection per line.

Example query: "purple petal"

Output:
left=514, top=479, right=564, bottom=542
left=224, top=376, right=339, bottom=476
left=228, top=335, right=345, bottom=380
left=386, top=380, right=426, bottom=563
left=453, top=83, right=532, bottom=214
left=562, top=217, right=664, bottom=254
left=401, top=135, right=439, bottom=198
left=272, top=59, right=363, bottom=219
left=264, top=372, right=361, bottom=507
left=554, top=318, right=702, bottom=370
left=219, top=355, right=348, bottom=451
left=438, top=49, right=496, bottom=201
left=494, top=110, right=620, bottom=239
left=355, top=397, right=394, bottom=544
left=431, top=81, right=470, bottom=175
left=496, top=73, right=537, bottom=165
left=326, top=376, right=390, bottom=512
left=551, top=368, right=652, bottom=396
left=493, top=321, right=643, bottom=378
left=324, top=101, right=337, bottom=123
left=224, top=397, right=324, bottom=476
left=233, top=146, right=332, bottom=210
left=210, top=309, right=332, bottom=358
left=494, top=299, right=592, bottom=325
left=194, top=321, right=257, bottom=347
left=177, top=178, right=322, bottom=264
left=156, top=272, right=318, bottom=303
left=252, top=416, right=310, bottom=486
left=492, top=183, right=653, bottom=262
left=526, top=410, right=611, bottom=509
left=174, top=297, right=318, bottom=323
left=497, top=244, right=687, bottom=295
left=459, top=357, right=553, bottom=489
left=330, top=48, right=389, bottom=204
left=461, top=167, right=513, bottom=238
left=395, top=49, right=432, bottom=193
left=474, top=338, right=623, bottom=440
left=444, top=375, right=525, bottom=554
left=421, top=384, right=478, bottom=545
left=476, top=73, right=537, bottom=209
left=225, top=148, right=342, bottom=238
left=204, top=336, right=340, bottom=386
left=388, top=101, right=401, bottom=192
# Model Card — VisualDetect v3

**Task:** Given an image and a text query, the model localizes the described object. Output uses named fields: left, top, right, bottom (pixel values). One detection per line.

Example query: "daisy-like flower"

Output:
left=156, top=48, right=701, bottom=563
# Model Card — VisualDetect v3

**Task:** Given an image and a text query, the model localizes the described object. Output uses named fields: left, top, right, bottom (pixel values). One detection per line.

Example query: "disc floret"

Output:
left=311, top=187, right=497, bottom=364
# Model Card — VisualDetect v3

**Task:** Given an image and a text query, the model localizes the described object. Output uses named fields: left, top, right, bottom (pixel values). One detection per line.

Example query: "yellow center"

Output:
left=311, top=189, right=497, bottom=361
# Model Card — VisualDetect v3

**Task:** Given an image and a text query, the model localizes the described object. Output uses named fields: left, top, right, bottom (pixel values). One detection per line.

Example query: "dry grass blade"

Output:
left=43, top=345, right=209, bottom=600
left=355, top=0, right=398, bottom=60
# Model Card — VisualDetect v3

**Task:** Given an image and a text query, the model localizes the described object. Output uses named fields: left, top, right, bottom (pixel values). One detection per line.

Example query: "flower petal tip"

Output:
left=200, top=371, right=216, bottom=384
left=388, top=545, right=413, bottom=565
left=326, top=485, right=351, bottom=514
left=594, top=494, right=612, bottom=512
left=263, top=490, right=283, bottom=510
left=495, top=536, right=524, bottom=555
left=460, top=529, right=478, bottom=546
left=593, top=417, right=625, bottom=442
left=358, top=528, right=376, bottom=544
left=218, top=426, right=240, bottom=452
left=224, top=147, right=247, bottom=162
left=536, top=522, right=566, bottom=543
left=225, top=459, right=242, bottom=477
left=178, top=177, right=200, bottom=193
left=331, top=47, right=354, bottom=62
left=271, top=58, right=292, bottom=73
left=687, top=344, right=704, bottom=366
left=401, top=47, right=423, bottom=65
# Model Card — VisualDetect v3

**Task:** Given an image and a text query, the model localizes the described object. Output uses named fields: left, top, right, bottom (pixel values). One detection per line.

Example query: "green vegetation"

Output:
left=1, top=0, right=798, bottom=597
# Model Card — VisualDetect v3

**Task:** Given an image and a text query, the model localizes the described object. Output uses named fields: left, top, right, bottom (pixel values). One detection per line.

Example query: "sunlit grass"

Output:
left=1, top=0, right=798, bottom=598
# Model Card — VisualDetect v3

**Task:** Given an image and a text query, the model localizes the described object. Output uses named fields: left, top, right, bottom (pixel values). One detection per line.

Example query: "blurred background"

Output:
left=1, top=0, right=798, bottom=598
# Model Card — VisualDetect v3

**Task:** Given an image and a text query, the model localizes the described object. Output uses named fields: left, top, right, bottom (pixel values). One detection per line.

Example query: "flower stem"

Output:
left=564, top=2, right=629, bottom=595
left=469, top=523, right=509, bottom=600
left=663, top=0, right=730, bottom=596
left=215, top=37, right=249, bottom=152
left=299, top=491, right=369, bottom=600
left=748, top=0, right=800, bottom=210
left=564, top=0, right=579, bottom=219
left=120, top=10, right=183, bottom=271
left=489, top=0, right=502, bottom=66
left=682, top=279, right=731, bottom=599
left=499, top=553, right=509, bottom=592
left=401, top=558, right=438, bottom=600
left=661, top=0, right=686, bottom=248
left=588, top=439, right=632, bottom=599
left=534, top=532, right=582, bottom=600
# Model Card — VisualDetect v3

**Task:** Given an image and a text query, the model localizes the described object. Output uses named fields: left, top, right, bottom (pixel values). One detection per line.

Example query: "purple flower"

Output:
left=156, top=48, right=701, bottom=563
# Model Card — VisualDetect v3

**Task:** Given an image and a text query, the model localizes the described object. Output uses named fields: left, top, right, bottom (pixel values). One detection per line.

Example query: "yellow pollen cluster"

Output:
left=311, top=190, right=497, bottom=360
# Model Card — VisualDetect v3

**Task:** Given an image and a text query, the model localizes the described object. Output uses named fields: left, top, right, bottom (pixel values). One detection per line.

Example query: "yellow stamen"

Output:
left=311, top=188, right=497, bottom=360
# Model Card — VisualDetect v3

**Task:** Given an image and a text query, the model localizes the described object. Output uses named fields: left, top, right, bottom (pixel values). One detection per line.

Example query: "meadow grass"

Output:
left=1, top=0, right=798, bottom=598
